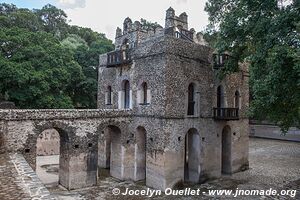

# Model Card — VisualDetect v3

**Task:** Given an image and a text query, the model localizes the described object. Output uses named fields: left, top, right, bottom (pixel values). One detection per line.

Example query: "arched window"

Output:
left=234, top=90, right=240, bottom=109
left=123, top=80, right=130, bottom=109
left=138, top=82, right=150, bottom=105
left=187, top=83, right=195, bottom=115
left=217, top=85, right=225, bottom=108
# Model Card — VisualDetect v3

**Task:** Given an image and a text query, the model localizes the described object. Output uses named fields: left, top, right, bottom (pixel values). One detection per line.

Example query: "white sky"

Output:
left=61, top=0, right=209, bottom=40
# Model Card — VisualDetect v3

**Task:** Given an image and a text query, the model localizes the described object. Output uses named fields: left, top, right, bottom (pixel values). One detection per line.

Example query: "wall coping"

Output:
left=0, top=109, right=133, bottom=121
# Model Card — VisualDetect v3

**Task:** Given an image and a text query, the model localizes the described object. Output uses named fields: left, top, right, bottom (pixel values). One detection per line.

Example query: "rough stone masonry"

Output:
left=0, top=7, right=249, bottom=191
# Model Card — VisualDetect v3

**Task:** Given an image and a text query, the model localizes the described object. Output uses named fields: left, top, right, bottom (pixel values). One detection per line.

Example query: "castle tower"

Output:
left=165, top=7, right=175, bottom=28
left=165, top=7, right=188, bottom=30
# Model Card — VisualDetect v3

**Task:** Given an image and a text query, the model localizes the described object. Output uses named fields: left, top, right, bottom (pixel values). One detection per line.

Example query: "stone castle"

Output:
left=0, top=8, right=249, bottom=190
left=97, top=7, right=249, bottom=189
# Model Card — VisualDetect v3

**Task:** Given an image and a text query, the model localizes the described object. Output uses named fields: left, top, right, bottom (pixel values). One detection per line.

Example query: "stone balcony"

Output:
left=107, top=49, right=132, bottom=67
left=213, top=107, right=239, bottom=120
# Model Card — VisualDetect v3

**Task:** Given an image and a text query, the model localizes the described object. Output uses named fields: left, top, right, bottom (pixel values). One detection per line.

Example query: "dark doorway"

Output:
left=222, top=126, right=232, bottom=174
left=184, top=128, right=201, bottom=183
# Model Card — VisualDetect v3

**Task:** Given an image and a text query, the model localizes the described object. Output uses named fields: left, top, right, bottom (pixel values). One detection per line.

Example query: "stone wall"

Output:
left=0, top=109, right=132, bottom=190
left=36, top=129, right=60, bottom=156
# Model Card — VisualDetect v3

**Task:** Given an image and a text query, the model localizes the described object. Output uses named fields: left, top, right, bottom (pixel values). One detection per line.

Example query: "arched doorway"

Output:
left=35, top=128, right=69, bottom=188
left=135, top=126, right=146, bottom=181
left=222, top=126, right=232, bottom=174
left=184, top=128, right=201, bottom=183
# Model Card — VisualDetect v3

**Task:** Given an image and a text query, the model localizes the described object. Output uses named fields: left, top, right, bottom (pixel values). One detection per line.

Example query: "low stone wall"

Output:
left=250, top=124, right=300, bottom=142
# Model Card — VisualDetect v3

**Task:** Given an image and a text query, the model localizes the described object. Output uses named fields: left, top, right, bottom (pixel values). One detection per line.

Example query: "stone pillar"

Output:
left=98, top=133, right=111, bottom=169
left=122, top=144, right=135, bottom=180
left=146, top=149, right=184, bottom=190
left=67, top=152, right=97, bottom=189
left=60, top=139, right=98, bottom=190
left=146, top=151, right=166, bottom=190
left=110, top=134, right=123, bottom=179
left=110, top=143, right=135, bottom=180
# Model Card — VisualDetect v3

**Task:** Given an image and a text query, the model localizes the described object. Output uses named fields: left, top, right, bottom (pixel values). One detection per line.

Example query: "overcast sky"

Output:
left=3, top=0, right=209, bottom=40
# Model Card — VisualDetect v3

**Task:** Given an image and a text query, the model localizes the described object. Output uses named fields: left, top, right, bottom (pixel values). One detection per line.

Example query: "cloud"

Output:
left=57, top=0, right=86, bottom=9
left=63, top=0, right=208, bottom=40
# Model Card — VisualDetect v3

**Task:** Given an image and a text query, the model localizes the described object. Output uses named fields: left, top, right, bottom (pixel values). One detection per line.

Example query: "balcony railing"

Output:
left=213, top=53, right=229, bottom=69
left=107, top=49, right=132, bottom=67
left=165, top=27, right=194, bottom=42
left=213, top=108, right=239, bottom=120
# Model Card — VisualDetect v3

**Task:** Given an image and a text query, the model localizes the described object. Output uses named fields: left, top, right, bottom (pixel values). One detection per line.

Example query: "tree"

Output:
left=34, top=4, right=69, bottom=39
left=0, top=6, right=41, bottom=31
left=61, top=34, right=88, bottom=50
left=140, top=18, right=162, bottom=32
left=0, top=28, right=84, bottom=108
left=0, top=3, right=114, bottom=109
left=73, top=39, right=114, bottom=108
left=205, top=0, right=300, bottom=131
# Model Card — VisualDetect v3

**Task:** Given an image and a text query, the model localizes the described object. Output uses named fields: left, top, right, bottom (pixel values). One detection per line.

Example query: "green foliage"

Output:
left=34, top=4, right=69, bottom=39
left=205, top=0, right=300, bottom=131
left=0, top=28, right=83, bottom=108
left=140, top=18, right=162, bottom=31
left=61, top=34, right=88, bottom=50
left=0, top=3, right=114, bottom=108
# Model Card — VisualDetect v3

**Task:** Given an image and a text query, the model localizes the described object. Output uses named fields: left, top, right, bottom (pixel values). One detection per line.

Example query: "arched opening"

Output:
left=135, top=126, right=147, bottom=181
left=184, top=128, right=201, bottom=183
left=234, top=90, right=240, bottom=109
left=36, top=128, right=69, bottom=188
left=222, top=126, right=232, bottom=174
left=106, top=86, right=112, bottom=105
left=187, top=83, right=195, bottom=115
left=122, top=80, right=130, bottom=109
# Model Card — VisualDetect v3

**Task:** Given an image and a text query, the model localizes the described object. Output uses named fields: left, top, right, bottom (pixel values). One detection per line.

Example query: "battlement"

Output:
left=113, top=7, right=207, bottom=50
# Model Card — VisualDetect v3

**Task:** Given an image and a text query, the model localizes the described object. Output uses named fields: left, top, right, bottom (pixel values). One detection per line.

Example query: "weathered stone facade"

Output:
left=0, top=7, right=249, bottom=192
left=97, top=8, right=249, bottom=190
left=0, top=109, right=132, bottom=190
